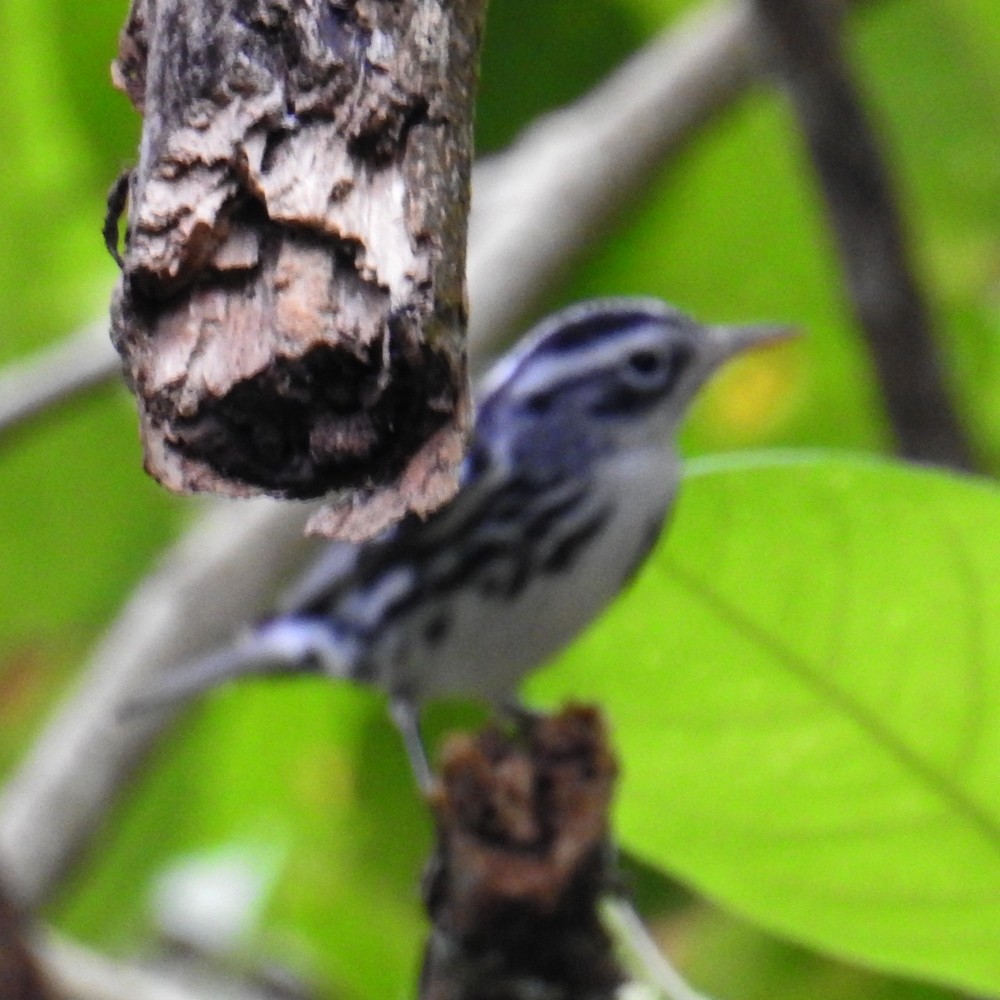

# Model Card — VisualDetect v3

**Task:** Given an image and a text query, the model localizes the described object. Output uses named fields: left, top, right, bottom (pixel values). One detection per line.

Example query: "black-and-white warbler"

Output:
left=134, top=299, right=788, bottom=786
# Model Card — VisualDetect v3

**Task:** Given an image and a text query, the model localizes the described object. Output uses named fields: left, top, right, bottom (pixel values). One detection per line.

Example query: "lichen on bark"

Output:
left=108, top=0, right=485, bottom=539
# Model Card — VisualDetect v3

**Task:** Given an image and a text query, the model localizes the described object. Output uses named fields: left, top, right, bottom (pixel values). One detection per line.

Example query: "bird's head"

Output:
left=472, top=299, right=792, bottom=477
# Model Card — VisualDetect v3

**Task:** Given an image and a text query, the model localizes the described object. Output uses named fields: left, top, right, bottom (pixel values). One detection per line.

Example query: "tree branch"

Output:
left=0, top=499, right=316, bottom=906
left=108, top=0, right=487, bottom=540
left=422, top=708, right=717, bottom=1000
left=0, top=321, right=117, bottom=446
left=752, top=0, right=977, bottom=470
left=421, top=707, right=624, bottom=1000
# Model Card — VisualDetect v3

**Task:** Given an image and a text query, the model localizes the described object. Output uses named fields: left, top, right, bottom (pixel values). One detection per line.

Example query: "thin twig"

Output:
left=603, top=897, right=716, bottom=1000
left=752, top=0, right=977, bottom=470
left=36, top=929, right=304, bottom=1000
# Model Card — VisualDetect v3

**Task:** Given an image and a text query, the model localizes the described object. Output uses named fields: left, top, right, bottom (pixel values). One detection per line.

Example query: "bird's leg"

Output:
left=499, top=698, right=544, bottom=736
left=390, top=696, right=434, bottom=794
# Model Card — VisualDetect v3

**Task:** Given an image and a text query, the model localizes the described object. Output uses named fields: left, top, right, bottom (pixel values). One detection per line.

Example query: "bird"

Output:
left=128, top=298, right=789, bottom=787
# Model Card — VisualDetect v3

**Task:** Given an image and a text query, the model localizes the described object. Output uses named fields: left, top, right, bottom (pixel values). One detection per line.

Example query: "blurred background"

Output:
left=1, top=0, right=998, bottom=997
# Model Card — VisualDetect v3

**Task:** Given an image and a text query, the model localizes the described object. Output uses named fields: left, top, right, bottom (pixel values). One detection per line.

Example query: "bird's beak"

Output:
left=704, top=322, right=798, bottom=366
left=671, top=321, right=798, bottom=415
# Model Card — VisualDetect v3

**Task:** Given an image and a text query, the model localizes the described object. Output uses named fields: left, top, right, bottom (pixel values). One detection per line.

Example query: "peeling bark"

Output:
left=108, top=0, right=484, bottom=539
left=421, top=707, right=625, bottom=1000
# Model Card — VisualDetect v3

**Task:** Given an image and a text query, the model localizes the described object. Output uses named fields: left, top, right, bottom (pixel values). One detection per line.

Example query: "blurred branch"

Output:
left=0, top=0, right=761, bottom=446
left=602, top=898, right=715, bottom=1000
left=37, top=933, right=203, bottom=1000
left=753, top=0, right=977, bottom=471
left=0, top=320, right=118, bottom=446
left=467, top=0, right=760, bottom=348
left=36, top=930, right=306, bottom=1000
left=0, top=499, right=317, bottom=906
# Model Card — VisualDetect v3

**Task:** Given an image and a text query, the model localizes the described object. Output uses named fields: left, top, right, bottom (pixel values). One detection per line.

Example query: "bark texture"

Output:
left=108, top=0, right=484, bottom=539
left=421, top=707, right=625, bottom=1000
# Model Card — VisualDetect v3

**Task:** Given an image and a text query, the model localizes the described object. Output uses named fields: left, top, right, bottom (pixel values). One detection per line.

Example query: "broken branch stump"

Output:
left=108, top=0, right=486, bottom=540
left=421, top=706, right=626, bottom=1000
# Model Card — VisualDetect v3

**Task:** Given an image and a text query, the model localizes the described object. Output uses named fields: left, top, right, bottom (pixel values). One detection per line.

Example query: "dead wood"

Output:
left=108, top=0, right=486, bottom=540
left=420, top=706, right=625, bottom=1000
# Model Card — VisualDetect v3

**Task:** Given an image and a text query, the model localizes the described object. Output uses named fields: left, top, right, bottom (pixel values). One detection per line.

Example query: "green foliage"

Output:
left=0, top=0, right=180, bottom=718
left=2, top=0, right=1000, bottom=998
left=55, top=685, right=431, bottom=996
left=533, top=453, right=1000, bottom=995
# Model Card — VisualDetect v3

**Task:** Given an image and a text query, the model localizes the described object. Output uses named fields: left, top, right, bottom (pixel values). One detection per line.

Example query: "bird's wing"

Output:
left=276, top=539, right=364, bottom=613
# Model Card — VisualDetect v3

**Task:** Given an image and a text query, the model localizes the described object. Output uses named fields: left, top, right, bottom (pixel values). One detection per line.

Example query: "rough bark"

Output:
left=108, top=0, right=485, bottom=540
left=421, top=706, right=625, bottom=1000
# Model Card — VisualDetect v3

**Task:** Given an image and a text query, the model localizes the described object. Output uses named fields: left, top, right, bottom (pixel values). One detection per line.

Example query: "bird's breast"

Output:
left=367, top=445, right=678, bottom=703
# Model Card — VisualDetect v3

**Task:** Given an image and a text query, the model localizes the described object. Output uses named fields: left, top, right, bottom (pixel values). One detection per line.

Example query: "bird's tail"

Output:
left=120, top=617, right=341, bottom=717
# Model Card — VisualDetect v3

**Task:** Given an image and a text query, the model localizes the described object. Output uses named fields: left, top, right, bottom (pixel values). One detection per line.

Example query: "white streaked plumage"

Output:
left=128, top=298, right=789, bottom=785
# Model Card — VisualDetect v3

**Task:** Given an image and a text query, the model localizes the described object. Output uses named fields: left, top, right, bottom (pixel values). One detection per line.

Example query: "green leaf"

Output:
left=530, top=452, right=1000, bottom=996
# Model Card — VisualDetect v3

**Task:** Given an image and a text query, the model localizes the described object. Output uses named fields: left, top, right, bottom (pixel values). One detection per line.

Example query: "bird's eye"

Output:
left=628, top=350, right=659, bottom=374
left=525, top=391, right=555, bottom=414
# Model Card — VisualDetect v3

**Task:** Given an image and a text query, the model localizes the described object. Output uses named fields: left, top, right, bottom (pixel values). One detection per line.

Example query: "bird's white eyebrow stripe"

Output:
left=505, top=326, right=677, bottom=400
left=475, top=297, right=680, bottom=401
